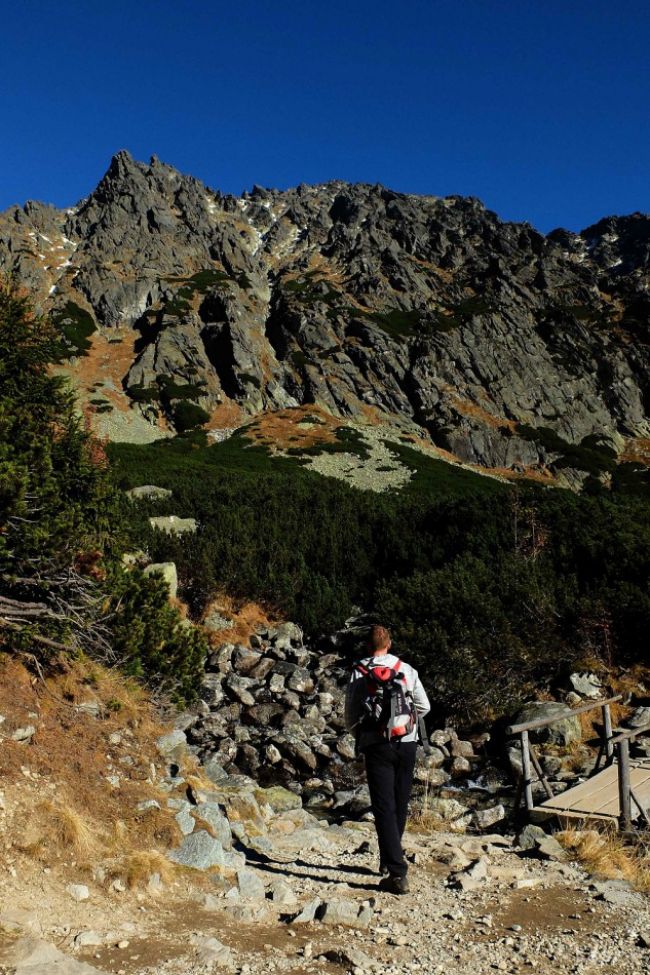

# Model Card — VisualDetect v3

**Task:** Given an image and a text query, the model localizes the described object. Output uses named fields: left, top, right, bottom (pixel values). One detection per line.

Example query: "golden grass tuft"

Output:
left=39, top=800, right=104, bottom=859
left=557, top=826, right=650, bottom=892
left=120, top=849, right=177, bottom=889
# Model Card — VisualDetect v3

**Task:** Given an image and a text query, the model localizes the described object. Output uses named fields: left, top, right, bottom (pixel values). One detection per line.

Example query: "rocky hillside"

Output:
left=1, top=151, right=649, bottom=486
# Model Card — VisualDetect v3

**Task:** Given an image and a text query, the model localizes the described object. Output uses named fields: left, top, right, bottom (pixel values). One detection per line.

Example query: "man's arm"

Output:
left=412, top=672, right=431, bottom=718
left=344, top=672, right=364, bottom=732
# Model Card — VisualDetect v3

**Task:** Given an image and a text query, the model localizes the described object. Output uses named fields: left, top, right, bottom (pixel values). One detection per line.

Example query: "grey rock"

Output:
left=627, top=706, right=650, bottom=729
left=515, top=824, right=547, bottom=850
left=190, top=934, right=234, bottom=968
left=167, top=830, right=226, bottom=870
left=148, top=515, right=197, bottom=534
left=290, top=897, right=322, bottom=923
left=1, top=936, right=104, bottom=974
left=569, top=672, right=603, bottom=698
left=512, top=701, right=582, bottom=745
left=156, top=729, right=187, bottom=761
left=204, top=610, right=234, bottom=633
left=126, top=484, right=172, bottom=500
left=66, top=884, right=90, bottom=902
left=270, top=879, right=298, bottom=906
left=193, top=802, right=233, bottom=849
left=317, top=899, right=374, bottom=929
left=143, top=562, right=178, bottom=599
left=236, top=868, right=266, bottom=900
left=473, top=804, right=506, bottom=829
left=11, top=725, right=36, bottom=743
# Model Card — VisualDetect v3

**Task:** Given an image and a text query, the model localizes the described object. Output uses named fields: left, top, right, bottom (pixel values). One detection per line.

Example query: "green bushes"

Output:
left=0, top=282, right=206, bottom=703
left=110, top=422, right=650, bottom=719
left=171, top=401, right=211, bottom=432
left=50, top=301, right=97, bottom=356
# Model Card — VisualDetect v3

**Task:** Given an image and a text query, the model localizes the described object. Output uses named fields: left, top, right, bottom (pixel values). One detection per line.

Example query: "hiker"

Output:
left=345, top=624, right=430, bottom=895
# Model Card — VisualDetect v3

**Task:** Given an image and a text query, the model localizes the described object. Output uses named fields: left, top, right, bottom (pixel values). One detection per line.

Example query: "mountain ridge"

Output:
left=1, top=151, right=649, bottom=489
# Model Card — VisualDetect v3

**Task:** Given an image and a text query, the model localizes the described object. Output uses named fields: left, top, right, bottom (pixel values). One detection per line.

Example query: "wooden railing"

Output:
left=505, top=695, right=650, bottom=829
left=608, top=726, right=650, bottom=829
left=506, top=695, right=622, bottom=814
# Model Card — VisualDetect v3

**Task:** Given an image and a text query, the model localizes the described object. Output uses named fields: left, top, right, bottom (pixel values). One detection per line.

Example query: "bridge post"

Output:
left=521, top=730, right=534, bottom=812
left=602, top=703, right=613, bottom=762
left=617, top=737, right=632, bottom=830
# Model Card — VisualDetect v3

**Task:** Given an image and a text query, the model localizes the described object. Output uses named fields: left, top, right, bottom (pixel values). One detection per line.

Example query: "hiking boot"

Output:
left=379, top=873, right=410, bottom=895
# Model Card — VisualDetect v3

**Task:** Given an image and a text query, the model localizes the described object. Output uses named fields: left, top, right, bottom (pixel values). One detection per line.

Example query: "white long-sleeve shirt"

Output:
left=344, top=652, right=431, bottom=750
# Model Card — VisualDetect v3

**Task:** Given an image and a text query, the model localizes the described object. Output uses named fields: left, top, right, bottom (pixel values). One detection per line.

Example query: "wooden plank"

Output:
left=539, top=765, right=619, bottom=812
left=538, top=758, right=650, bottom=824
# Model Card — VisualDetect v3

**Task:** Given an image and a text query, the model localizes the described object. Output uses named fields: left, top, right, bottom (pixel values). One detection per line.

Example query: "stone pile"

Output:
left=182, top=619, right=513, bottom=825
left=183, top=621, right=361, bottom=810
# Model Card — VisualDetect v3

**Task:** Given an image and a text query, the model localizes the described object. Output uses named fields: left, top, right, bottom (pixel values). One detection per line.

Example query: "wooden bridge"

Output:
left=507, top=695, right=650, bottom=830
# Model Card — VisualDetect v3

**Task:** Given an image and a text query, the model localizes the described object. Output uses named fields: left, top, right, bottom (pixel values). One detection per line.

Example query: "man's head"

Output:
left=367, top=624, right=391, bottom=656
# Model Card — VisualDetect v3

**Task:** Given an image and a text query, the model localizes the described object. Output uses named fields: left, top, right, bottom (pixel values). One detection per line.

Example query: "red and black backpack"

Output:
left=354, top=658, right=417, bottom=742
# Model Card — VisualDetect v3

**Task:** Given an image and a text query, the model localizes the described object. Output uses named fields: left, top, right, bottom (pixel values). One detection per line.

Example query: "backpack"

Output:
left=354, top=658, right=417, bottom=742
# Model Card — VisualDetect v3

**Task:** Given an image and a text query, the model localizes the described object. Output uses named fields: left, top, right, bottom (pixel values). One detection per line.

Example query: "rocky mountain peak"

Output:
left=0, top=153, right=648, bottom=488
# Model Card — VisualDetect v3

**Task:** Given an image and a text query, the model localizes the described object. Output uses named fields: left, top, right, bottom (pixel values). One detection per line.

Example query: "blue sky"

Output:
left=2, top=0, right=648, bottom=231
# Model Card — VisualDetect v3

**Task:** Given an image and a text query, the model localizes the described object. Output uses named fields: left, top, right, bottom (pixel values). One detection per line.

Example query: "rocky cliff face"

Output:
left=1, top=151, right=649, bottom=478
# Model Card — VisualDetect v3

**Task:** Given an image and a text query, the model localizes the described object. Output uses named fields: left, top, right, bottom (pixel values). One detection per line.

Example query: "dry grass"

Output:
left=201, top=593, right=278, bottom=648
left=42, top=800, right=104, bottom=859
left=119, top=850, right=177, bottom=889
left=557, top=826, right=650, bottom=892
left=407, top=776, right=453, bottom=833
left=408, top=804, right=448, bottom=833
left=0, top=652, right=187, bottom=898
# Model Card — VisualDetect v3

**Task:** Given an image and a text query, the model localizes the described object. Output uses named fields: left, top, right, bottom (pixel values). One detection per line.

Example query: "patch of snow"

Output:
left=38, top=233, right=51, bottom=243
left=65, top=208, right=78, bottom=215
left=602, top=232, right=619, bottom=244
left=204, top=195, right=218, bottom=215
left=48, top=285, right=57, bottom=295
left=38, top=253, right=45, bottom=259
left=28, top=231, right=36, bottom=238
left=250, top=227, right=265, bottom=256
left=61, top=236, right=77, bottom=248
left=609, top=258, right=623, bottom=268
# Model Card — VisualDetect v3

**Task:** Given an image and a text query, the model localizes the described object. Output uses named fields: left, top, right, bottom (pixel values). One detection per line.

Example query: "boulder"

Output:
left=148, top=515, right=197, bottom=535
left=512, top=701, right=582, bottom=746
left=143, top=561, right=178, bottom=599
left=204, top=610, right=234, bottom=633
left=168, top=830, right=233, bottom=871
left=0, top=937, right=103, bottom=974
left=156, top=729, right=188, bottom=761
left=236, top=868, right=266, bottom=900
left=569, top=672, right=602, bottom=699
left=473, top=804, right=506, bottom=829
left=66, top=884, right=89, bottom=902
left=192, top=801, right=233, bottom=849
left=255, top=785, right=303, bottom=813
left=270, top=879, right=298, bottom=906
left=290, top=897, right=322, bottom=923
left=126, top=484, right=171, bottom=500
left=317, top=899, right=374, bottom=929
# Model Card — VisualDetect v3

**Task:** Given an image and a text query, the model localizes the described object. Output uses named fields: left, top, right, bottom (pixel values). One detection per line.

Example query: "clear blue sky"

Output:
left=2, top=0, right=648, bottom=232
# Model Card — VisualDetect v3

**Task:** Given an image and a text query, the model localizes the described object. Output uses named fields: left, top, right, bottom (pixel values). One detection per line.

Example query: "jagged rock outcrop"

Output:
left=1, top=150, right=649, bottom=475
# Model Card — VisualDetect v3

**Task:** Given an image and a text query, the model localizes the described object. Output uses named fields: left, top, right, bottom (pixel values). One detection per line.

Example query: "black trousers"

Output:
left=363, top=740, right=417, bottom=878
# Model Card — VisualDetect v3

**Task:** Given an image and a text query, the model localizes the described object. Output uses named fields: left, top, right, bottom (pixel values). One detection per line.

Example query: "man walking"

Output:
left=345, top=625, right=430, bottom=894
